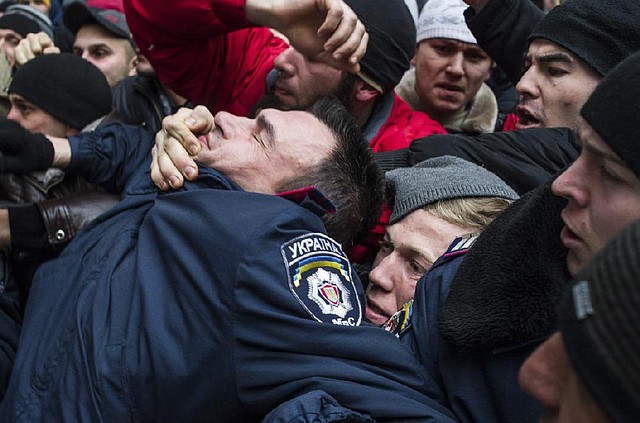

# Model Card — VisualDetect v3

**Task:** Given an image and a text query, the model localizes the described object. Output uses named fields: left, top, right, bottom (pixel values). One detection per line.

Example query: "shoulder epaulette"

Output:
left=443, top=233, right=479, bottom=259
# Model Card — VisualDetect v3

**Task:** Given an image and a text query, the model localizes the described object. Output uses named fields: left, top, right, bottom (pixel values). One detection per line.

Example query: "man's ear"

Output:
left=410, top=55, right=417, bottom=66
left=354, top=78, right=380, bottom=102
left=128, top=54, right=138, bottom=76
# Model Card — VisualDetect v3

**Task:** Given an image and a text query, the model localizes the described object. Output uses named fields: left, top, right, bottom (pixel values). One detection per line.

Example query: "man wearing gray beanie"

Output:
left=366, top=155, right=517, bottom=325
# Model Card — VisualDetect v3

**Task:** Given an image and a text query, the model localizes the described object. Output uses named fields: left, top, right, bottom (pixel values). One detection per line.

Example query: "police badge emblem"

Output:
left=281, top=233, right=362, bottom=326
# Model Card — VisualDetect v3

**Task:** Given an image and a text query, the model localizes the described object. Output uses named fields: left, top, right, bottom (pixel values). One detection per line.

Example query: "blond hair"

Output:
left=423, top=196, right=513, bottom=231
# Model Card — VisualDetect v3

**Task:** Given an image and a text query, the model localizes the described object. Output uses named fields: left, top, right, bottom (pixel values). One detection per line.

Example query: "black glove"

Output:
left=0, top=118, right=54, bottom=174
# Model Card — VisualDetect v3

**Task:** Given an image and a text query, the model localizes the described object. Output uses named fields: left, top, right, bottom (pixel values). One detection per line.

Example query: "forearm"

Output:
left=65, top=124, right=154, bottom=193
left=50, top=136, right=71, bottom=169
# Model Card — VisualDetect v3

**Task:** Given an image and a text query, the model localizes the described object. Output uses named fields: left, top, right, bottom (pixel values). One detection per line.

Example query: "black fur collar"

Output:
left=438, top=181, right=570, bottom=348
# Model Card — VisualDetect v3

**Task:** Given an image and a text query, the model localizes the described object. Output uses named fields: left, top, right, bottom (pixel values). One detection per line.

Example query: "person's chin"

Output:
left=515, top=120, right=543, bottom=130
left=565, top=248, right=589, bottom=277
left=365, top=301, right=389, bottom=326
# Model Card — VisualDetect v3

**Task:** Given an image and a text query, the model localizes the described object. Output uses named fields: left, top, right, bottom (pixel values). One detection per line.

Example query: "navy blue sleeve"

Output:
left=0, top=272, right=20, bottom=401
left=66, top=123, right=155, bottom=193
left=231, top=208, right=457, bottom=422
left=402, top=256, right=466, bottom=409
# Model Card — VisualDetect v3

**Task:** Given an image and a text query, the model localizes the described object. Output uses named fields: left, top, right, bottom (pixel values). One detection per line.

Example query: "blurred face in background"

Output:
left=0, top=28, right=23, bottom=65
left=73, top=24, right=136, bottom=87
left=7, top=93, right=73, bottom=137
left=519, top=333, right=611, bottom=423
left=413, top=38, right=491, bottom=122
left=16, top=0, right=49, bottom=15
left=272, top=46, right=343, bottom=110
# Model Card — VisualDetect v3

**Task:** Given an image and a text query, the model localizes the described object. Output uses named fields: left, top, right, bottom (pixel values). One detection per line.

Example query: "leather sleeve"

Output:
left=35, top=192, right=120, bottom=245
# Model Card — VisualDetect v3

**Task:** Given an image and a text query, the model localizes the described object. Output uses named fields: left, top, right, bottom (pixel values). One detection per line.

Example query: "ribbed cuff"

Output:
left=374, top=149, right=410, bottom=173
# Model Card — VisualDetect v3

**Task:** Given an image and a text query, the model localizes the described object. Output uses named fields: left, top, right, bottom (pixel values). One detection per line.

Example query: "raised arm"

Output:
left=463, top=0, right=544, bottom=84
left=124, top=0, right=367, bottom=115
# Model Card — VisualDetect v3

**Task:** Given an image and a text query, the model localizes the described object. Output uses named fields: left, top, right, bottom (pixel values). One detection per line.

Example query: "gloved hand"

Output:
left=0, top=118, right=54, bottom=173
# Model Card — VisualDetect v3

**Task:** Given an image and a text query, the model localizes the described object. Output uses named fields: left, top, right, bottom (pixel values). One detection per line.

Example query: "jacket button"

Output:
left=55, top=229, right=66, bottom=241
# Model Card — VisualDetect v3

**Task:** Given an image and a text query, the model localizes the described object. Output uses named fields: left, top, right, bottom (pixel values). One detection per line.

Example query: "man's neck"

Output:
left=349, top=97, right=377, bottom=128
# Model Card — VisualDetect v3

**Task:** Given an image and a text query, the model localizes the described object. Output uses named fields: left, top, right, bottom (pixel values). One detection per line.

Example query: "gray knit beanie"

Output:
left=0, top=4, right=53, bottom=38
left=558, top=219, right=640, bottom=422
left=417, top=0, right=476, bottom=45
left=386, top=155, right=518, bottom=224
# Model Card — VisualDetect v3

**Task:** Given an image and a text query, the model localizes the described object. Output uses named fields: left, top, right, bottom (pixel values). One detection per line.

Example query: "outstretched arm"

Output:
left=0, top=119, right=154, bottom=192
left=124, top=0, right=367, bottom=115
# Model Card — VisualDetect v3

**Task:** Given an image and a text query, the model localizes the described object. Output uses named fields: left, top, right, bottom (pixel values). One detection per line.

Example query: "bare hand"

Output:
left=14, top=32, right=60, bottom=68
left=151, top=106, right=215, bottom=191
left=246, top=0, right=367, bottom=73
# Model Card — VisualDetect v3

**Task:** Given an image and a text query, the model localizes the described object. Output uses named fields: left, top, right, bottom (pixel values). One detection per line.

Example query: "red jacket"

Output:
left=369, top=93, right=446, bottom=153
left=349, top=95, right=445, bottom=264
left=124, top=0, right=287, bottom=117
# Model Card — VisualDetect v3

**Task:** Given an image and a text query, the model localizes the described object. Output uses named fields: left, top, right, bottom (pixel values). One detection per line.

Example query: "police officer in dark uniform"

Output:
left=0, top=98, right=456, bottom=422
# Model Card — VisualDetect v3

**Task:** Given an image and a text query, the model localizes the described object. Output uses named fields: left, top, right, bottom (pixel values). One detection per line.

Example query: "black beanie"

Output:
left=580, top=51, right=640, bottom=181
left=558, top=219, right=640, bottom=422
left=529, top=0, right=640, bottom=77
left=9, top=53, right=112, bottom=130
left=344, top=0, right=415, bottom=93
left=529, top=0, right=640, bottom=76
left=0, top=1, right=16, bottom=13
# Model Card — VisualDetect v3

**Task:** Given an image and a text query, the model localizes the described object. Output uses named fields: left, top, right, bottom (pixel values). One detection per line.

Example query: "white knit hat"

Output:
left=416, top=0, right=477, bottom=44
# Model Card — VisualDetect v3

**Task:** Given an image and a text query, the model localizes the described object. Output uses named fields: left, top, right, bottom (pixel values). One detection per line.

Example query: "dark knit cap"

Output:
left=529, top=0, right=640, bottom=77
left=558, top=219, right=640, bottom=422
left=63, top=0, right=129, bottom=39
left=9, top=53, right=112, bottom=129
left=344, top=0, right=416, bottom=93
left=580, top=51, right=640, bottom=181
left=0, top=1, right=16, bottom=13
left=386, top=155, right=518, bottom=224
left=0, top=4, right=53, bottom=38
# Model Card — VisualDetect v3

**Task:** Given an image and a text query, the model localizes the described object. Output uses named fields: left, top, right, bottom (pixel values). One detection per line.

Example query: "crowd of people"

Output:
left=0, top=0, right=636, bottom=421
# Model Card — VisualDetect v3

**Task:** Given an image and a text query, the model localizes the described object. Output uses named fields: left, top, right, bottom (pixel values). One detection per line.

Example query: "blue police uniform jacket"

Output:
left=0, top=124, right=456, bottom=422
left=400, top=236, right=544, bottom=423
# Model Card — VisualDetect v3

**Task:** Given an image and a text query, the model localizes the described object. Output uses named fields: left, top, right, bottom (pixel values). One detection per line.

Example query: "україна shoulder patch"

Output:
left=281, top=233, right=362, bottom=326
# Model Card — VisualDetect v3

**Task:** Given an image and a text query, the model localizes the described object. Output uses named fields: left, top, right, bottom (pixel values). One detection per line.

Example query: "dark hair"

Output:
left=278, top=97, right=384, bottom=249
